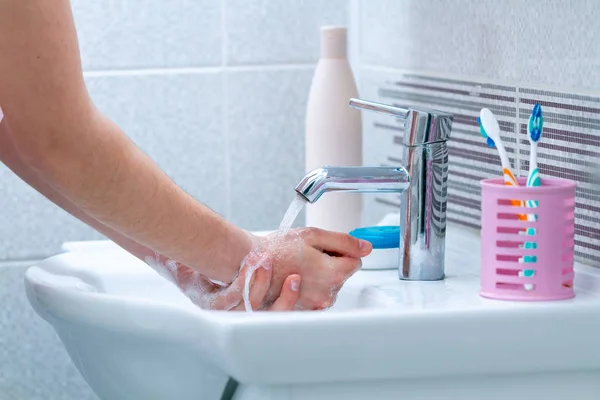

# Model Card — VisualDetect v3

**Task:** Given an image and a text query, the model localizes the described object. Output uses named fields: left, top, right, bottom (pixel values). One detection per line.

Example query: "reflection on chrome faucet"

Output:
left=295, top=98, right=453, bottom=281
left=295, top=166, right=410, bottom=203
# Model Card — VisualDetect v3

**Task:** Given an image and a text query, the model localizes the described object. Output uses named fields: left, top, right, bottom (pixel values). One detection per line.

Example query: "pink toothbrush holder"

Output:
left=480, top=177, right=576, bottom=301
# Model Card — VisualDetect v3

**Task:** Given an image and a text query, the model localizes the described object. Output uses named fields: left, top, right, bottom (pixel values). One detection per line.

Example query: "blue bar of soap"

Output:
left=349, top=226, right=400, bottom=249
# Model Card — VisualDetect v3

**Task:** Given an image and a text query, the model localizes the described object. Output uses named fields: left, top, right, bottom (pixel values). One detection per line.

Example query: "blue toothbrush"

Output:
left=520, top=104, right=544, bottom=283
left=523, top=104, right=544, bottom=254
left=526, top=104, right=544, bottom=193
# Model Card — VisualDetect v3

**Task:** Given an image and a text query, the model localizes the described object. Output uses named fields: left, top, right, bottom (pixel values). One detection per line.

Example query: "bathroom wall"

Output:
left=355, top=0, right=600, bottom=267
left=0, top=1, right=348, bottom=399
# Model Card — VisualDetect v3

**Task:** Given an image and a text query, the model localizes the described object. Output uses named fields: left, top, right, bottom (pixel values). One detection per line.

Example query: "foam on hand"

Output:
left=142, top=193, right=308, bottom=313
left=143, top=253, right=234, bottom=310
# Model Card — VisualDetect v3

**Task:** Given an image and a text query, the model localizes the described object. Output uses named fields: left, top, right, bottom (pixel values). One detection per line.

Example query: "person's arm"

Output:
left=0, top=0, right=372, bottom=312
left=0, top=119, right=156, bottom=263
left=0, top=118, right=302, bottom=311
left=0, top=0, right=248, bottom=283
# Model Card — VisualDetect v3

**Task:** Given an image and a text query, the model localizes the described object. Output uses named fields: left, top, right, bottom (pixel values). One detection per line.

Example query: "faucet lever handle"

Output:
left=349, top=97, right=453, bottom=146
left=349, top=98, right=409, bottom=121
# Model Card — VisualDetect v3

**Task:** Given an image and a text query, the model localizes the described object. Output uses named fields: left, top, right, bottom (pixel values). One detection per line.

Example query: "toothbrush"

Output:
left=477, top=117, right=496, bottom=148
left=517, top=104, right=544, bottom=290
left=479, top=108, right=534, bottom=289
left=524, top=104, right=569, bottom=288
left=526, top=104, right=543, bottom=201
left=479, top=108, right=527, bottom=220
left=521, top=104, right=544, bottom=265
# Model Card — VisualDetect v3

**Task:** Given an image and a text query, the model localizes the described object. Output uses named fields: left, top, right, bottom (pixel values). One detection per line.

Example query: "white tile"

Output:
left=85, top=72, right=227, bottom=216
left=0, top=264, right=99, bottom=399
left=0, top=166, right=103, bottom=261
left=358, top=69, right=402, bottom=168
left=360, top=0, right=519, bottom=82
left=227, top=68, right=314, bottom=230
left=515, top=0, right=600, bottom=91
left=71, top=0, right=222, bottom=70
left=226, top=0, right=349, bottom=65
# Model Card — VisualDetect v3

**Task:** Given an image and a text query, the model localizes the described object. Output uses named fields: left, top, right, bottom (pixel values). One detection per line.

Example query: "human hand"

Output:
left=145, top=255, right=300, bottom=311
left=246, top=228, right=373, bottom=311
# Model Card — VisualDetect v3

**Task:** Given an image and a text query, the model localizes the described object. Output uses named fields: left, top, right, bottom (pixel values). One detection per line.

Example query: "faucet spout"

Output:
left=295, top=166, right=410, bottom=204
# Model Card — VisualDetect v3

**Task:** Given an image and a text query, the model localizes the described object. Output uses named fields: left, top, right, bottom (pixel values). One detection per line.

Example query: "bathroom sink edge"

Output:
left=222, top=302, right=600, bottom=385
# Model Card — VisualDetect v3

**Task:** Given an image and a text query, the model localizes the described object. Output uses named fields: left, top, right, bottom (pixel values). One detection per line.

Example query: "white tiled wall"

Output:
left=515, top=0, right=600, bottom=90
left=358, top=0, right=600, bottom=91
left=360, top=0, right=519, bottom=82
left=0, top=2, right=348, bottom=399
left=226, top=0, right=350, bottom=65
left=72, top=0, right=222, bottom=70
left=227, top=68, right=314, bottom=227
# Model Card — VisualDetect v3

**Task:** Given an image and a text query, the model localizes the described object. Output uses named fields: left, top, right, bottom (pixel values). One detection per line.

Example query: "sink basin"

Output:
left=24, top=225, right=600, bottom=400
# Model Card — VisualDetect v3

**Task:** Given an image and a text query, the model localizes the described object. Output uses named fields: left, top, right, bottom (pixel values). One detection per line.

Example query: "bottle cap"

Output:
left=320, top=26, right=347, bottom=59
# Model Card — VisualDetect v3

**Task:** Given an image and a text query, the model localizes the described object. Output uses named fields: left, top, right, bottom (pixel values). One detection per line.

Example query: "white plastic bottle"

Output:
left=305, top=26, right=362, bottom=233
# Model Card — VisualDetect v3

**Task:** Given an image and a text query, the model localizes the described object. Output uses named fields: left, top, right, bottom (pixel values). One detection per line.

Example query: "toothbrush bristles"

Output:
left=528, top=104, right=543, bottom=143
left=477, top=115, right=496, bottom=147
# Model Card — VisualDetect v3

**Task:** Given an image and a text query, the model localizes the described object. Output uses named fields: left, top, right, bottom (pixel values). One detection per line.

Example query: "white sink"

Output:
left=24, top=225, right=600, bottom=400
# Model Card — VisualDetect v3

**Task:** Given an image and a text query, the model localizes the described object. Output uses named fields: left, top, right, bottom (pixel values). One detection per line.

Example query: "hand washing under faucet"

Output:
left=296, top=98, right=453, bottom=281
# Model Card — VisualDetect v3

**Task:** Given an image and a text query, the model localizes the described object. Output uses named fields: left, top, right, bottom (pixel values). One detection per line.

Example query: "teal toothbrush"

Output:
left=526, top=104, right=544, bottom=194
left=523, top=104, right=544, bottom=248
left=521, top=104, right=544, bottom=282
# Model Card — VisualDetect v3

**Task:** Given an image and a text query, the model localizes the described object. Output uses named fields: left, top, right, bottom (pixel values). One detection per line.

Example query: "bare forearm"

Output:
left=0, top=117, right=249, bottom=282
left=0, top=0, right=251, bottom=282
left=36, top=113, right=250, bottom=281
left=0, top=120, right=151, bottom=261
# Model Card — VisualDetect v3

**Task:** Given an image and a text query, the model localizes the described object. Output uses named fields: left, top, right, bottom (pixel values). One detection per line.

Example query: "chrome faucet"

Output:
left=295, top=98, right=453, bottom=281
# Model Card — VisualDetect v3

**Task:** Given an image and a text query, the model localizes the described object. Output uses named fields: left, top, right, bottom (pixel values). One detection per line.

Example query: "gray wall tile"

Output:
left=515, top=0, right=600, bottom=91
left=226, top=0, right=349, bottom=65
left=0, top=168, right=102, bottom=261
left=0, top=263, right=98, bottom=399
left=360, top=0, right=518, bottom=82
left=85, top=72, right=227, bottom=216
left=72, top=0, right=222, bottom=70
left=227, top=68, right=313, bottom=230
